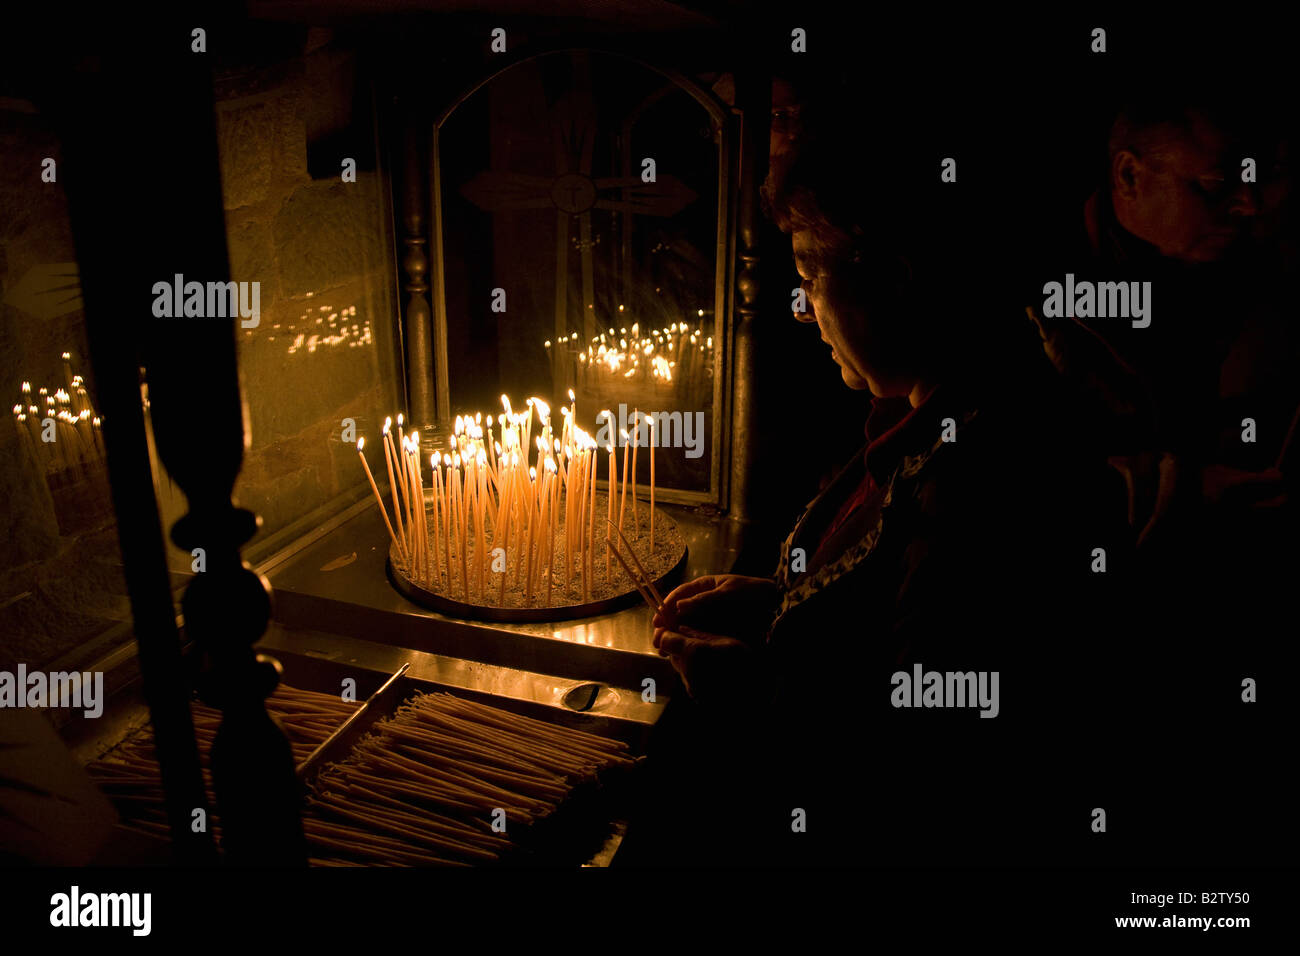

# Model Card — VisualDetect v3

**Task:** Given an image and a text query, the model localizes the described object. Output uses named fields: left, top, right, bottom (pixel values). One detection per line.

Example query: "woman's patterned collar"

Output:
left=772, top=406, right=979, bottom=627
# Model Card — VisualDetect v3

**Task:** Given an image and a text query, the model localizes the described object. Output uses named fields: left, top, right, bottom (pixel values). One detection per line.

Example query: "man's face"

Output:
left=1114, top=113, right=1259, bottom=263
left=770, top=79, right=801, bottom=161
left=791, top=229, right=910, bottom=396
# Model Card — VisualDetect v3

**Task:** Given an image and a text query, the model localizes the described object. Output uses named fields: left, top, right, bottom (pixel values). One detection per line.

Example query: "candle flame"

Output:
left=357, top=438, right=365, bottom=451
left=397, top=413, right=403, bottom=426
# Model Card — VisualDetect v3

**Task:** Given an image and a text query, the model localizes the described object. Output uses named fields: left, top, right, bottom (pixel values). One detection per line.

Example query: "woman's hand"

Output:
left=652, top=574, right=780, bottom=647
left=655, top=625, right=756, bottom=704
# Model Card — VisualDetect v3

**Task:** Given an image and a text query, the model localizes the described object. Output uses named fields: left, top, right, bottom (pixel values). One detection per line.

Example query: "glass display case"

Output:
left=0, top=9, right=770, bottom=869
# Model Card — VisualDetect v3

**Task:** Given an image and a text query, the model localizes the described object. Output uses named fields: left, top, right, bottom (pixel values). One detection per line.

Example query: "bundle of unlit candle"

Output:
left=85, top=684, right=632, bottom=866
left=357, top=392, right=669, bottom=608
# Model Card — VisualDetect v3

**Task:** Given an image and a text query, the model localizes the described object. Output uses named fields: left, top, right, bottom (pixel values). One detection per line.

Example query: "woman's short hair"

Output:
left=762, top=95, right=988, bottom=309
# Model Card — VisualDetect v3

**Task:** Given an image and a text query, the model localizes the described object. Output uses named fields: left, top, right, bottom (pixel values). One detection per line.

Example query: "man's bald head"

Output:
left=1107, top=99, right=1258, bottom=263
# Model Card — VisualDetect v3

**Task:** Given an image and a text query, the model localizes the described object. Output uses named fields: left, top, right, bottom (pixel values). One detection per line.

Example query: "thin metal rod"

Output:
left=296, top=663, right=411, bottom=781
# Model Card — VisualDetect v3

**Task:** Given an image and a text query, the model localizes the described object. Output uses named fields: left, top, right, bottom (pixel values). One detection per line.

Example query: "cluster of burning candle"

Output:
left=356, top=391, right=660, bottom=607
left=544, top=311, right=714, bottom=388
left=10, top=352, right=106, bottom=483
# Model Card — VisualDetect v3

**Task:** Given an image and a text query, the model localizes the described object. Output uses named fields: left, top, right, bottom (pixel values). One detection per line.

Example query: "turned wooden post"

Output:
left=400, top=103, right=443, bottom=432
left=48, top=15, right=304, bottom=865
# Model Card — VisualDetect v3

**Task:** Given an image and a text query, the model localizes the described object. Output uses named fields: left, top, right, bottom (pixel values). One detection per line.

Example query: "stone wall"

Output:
left=214, top=42, right=402, bottom=555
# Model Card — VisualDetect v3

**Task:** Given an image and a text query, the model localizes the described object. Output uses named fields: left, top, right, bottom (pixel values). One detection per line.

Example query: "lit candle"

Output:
left=403, top=437, right=418, bottom=567
left=12, top=406, right=34, bottom=468
left=406, top=441, right=419, bottom=581
left=631, top=408, right=640, bottom=538
left=461, top=452, right=472, bottom=595
left=546, top=459, right=557, bottom=606
left=381, top=419, right=407, bottom=563
left=524, top=398, right=534, bottom=466
left=523, top=471, right=537, bottom=606
left=440, top=454, right=452, bottom=591
left=450, top=453, right=461, bottom=590
left=499, top=453, right=516, bottom=606
left=533, top=468, right=549, bottom=606
left=574, top=447, right=588, bottom=600
left=455, top=454, right=469, bottom=599
left=475, top=452, right=487, bottom=598
left=429, top=453, right=441, bottom=584
left=618, top=427, right=630, bottom=547
left=91, top=416, right=105, bottom=459
left=604, top=411, right=615, bottom=583
left=412, top=433, right=427, bottom=583
left=392, top=432, right=413, bottom=556
left=587, top=444, right=597, bottom=602
left=562, top=446, right=573, bottom=591
left=648, top=414, right=656, bottom=554
left=357, top=439, right=402, bottom=554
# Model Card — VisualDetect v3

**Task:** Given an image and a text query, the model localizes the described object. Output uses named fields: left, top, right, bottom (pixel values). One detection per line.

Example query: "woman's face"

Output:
left=791, top=229, right=914, bottom=398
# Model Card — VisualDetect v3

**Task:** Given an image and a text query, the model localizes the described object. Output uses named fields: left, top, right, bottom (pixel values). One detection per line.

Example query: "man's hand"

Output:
left=652, top=574, right=779, bottom=647
left=1202, top=464, right=1287, bottom=509
left=654, top=624, right=756, bottom=704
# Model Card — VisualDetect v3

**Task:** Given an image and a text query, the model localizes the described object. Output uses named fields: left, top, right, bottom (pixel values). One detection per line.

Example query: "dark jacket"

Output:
left=749, top=370, right=1131, bottom=865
